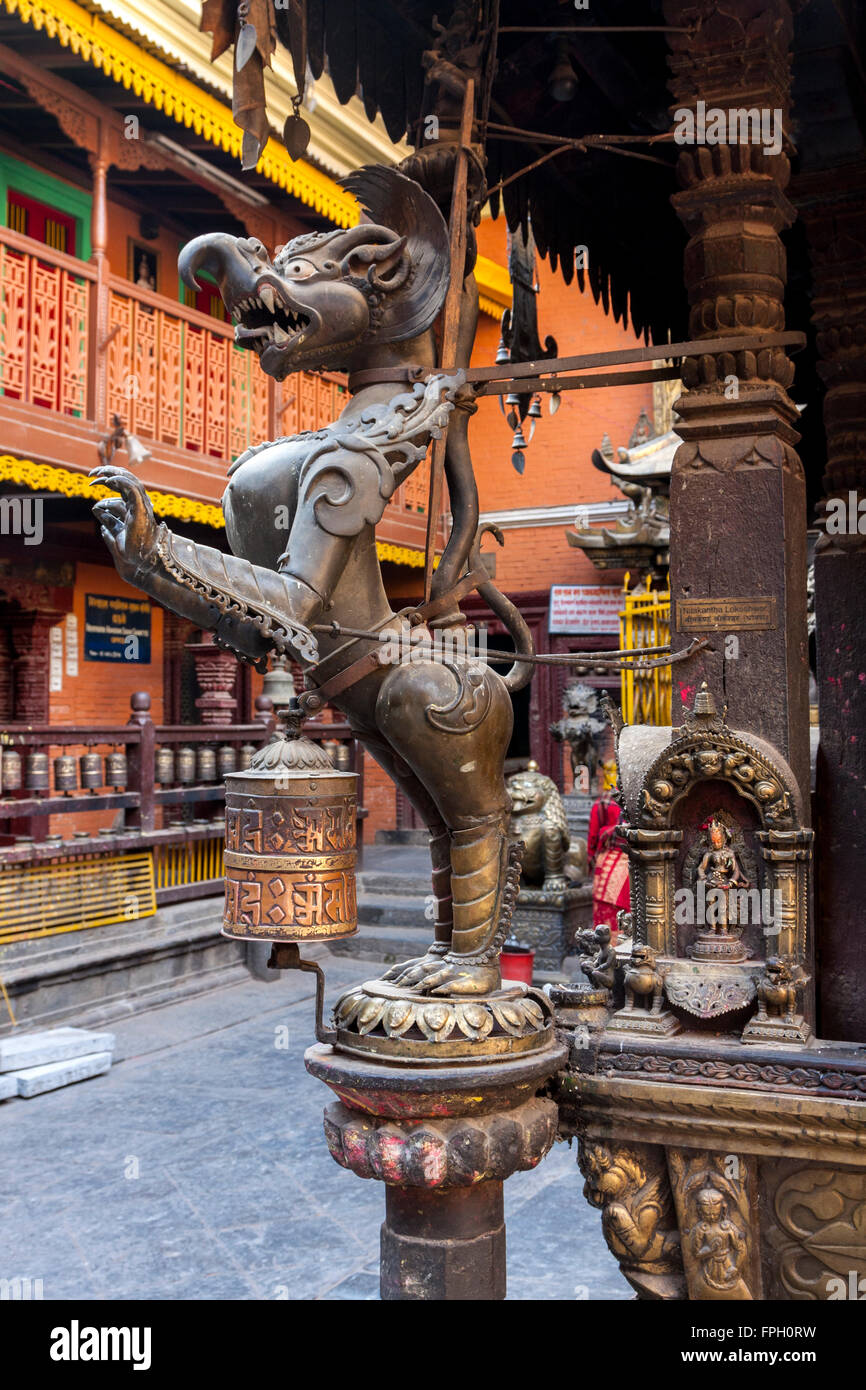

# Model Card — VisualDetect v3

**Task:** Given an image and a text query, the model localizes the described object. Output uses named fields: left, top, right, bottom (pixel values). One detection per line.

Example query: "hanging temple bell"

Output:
left=222, top=700, right=358, bottom=945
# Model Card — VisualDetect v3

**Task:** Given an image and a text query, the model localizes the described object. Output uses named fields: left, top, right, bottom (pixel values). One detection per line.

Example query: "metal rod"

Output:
left=498, top=25, right=696, bottom=34
left=267, top=943, right=337, bottom=1045
left=459, top=330, right=806, bottom=385
left=474, top=366, right=679, bottom=396
left=424, top=82, right=475, bottom=603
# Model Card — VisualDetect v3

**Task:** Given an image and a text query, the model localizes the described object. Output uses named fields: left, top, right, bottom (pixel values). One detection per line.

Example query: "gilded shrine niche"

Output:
left=610, top=683, right=813, bottom=1042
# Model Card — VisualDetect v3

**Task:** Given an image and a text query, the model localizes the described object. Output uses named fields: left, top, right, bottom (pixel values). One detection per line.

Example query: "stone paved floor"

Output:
left=0, top=954, right=631, bottom=1301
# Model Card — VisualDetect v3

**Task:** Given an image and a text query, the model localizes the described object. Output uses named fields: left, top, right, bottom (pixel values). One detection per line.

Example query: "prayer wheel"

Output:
left=104, top=749, right=127, bottom=788
left=25, top=751, right=50, bottom=791
left=334, top=743, right=353, bottom=772
left=223, top=710, right=358, bottom=944
left=239, top=742, right=257, bottom=770
left=155, top=746, right=175, bottom=785
left=176, top=747, right=196, bottom=784
left=53, top=754, right=78, bottom=793
left=2, top=749, right=22, bottom=792
left=80, top=751, right=102, bottom=790
left=196, top=745, right=217, bottom=782
left=217, top=744, right=238, bottom=777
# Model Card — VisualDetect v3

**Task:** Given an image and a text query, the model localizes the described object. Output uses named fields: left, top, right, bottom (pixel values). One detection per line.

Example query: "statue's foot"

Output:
left=422, top=957, right=502, bottom=997
left=544, top=875, right=568, bottom=892
left=381, top=943, right=449, bottom=986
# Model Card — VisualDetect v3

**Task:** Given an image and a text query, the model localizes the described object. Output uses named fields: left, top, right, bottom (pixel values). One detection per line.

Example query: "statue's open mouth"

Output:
left=229, top=281, right=315, bottom=365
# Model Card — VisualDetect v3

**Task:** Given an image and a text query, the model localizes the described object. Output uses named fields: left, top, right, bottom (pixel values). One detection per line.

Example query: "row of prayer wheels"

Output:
left=155, top=744, right=256, bottom=785
left=1, top=739, right=353, bottom=794
left=1, top=749, right=129, bottom=794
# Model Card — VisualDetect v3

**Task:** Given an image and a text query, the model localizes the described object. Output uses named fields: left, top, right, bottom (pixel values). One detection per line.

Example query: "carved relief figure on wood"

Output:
left=90, top=165, right=535, bottom=1001
left=578, top=1140, right=685, bottom=1299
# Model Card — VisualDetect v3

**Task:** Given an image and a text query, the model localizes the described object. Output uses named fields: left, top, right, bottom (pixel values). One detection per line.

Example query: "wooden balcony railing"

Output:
left=0, top=226, right=95, bottom=418
left=0, top=691, right=366, bottom=938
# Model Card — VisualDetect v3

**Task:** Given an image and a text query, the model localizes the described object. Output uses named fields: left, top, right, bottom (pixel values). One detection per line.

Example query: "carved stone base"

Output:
left=307, top=1041, right=567, bottom=1301
left=511, top=884, right=592, bottom=978
left=332, top=977, right=556, bottom=1062
left=563, top=791, right=593, bottom=842
left=741, top=1013, right=813, bottom=1045
left=606, top=1006, right=682, bottom=1037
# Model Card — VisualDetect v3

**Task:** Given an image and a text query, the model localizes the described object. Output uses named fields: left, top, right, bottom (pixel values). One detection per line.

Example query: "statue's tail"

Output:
left=469, top=524, right=535, bottom=693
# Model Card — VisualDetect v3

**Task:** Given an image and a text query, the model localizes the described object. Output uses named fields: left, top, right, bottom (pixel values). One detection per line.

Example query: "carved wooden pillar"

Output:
left=663, top=0, right=810, bottom=805
left=187, top=631, right=240, bottom=724
left=797, top=163, right=866, bottom=1040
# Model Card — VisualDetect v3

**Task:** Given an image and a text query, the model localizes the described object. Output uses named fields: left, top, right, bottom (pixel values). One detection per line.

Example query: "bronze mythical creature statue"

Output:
left=91, top=166, right=533, bottom=1000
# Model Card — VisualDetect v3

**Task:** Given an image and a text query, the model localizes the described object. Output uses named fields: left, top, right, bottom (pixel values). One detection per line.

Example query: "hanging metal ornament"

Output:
left=526, top=394, right=542, bottom=443
left=241, top=131, right=262, bottom=172
left=283, top=94, right=311, bottom=161
left=235, top=0, right=258, bottom=72
left=504, top=391, right=520, bottom=433
left=511, top=424, right=528, bottom=475
left=550, top=391, right=562, bottom=415
left=495, top=334, right=510, bottom=366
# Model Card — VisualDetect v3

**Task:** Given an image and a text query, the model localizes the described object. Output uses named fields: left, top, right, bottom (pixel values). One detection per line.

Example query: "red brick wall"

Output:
left=362, top=749, right=398, bottom=837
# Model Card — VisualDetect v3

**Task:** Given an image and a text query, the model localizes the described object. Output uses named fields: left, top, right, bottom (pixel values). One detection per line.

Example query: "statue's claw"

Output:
left=421, top=958, right=501, bottom=997
left=382, top=945, right=449, bottom=986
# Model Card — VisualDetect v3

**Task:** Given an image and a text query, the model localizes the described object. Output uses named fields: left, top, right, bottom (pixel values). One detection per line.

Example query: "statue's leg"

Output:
left=373, top=660, right=517, bottom=997
left=344, top=718, right=453, bottom=977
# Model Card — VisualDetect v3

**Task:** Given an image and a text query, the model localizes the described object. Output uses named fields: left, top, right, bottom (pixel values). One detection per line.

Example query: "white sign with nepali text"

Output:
left=549, top=585, right=623, bottom=635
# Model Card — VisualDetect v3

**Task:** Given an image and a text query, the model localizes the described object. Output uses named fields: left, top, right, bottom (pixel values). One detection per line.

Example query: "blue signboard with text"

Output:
left=84, top=594, right=151, bottom=663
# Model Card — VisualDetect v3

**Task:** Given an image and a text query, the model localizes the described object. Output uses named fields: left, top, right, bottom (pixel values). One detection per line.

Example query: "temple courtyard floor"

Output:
left=0, top=950, right=631, bottom=1301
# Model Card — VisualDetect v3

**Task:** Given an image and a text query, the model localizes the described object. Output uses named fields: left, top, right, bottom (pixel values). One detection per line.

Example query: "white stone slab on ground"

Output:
left=0, top=1027, right=115, bottom=1073
left=14, top=1051, right=113, bottom=1098
left=0, top=1074, right=17, bottom=1102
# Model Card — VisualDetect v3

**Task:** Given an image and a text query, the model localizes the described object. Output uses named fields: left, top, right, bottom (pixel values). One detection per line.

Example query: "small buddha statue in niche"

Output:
left=696, top=816, right=750, bottom=932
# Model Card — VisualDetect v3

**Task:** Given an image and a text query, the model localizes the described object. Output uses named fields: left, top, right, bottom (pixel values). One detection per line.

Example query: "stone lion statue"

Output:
left=507, top=761, right=588, bottom=891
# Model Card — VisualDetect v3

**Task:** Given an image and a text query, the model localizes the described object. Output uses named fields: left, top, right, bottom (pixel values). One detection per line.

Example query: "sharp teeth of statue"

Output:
left=259, top=285, right=275, bottom=311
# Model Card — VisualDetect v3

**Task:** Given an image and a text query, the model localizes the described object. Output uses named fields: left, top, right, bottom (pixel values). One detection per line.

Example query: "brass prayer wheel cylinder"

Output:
left=104, top=749, right=127, bottom=788
left=25, top=751, right=50, bottom=791
left=155, top=746, right=175, bottom=785
left=217, top=744, right=238, bottom=777
left=334, top=743, right=353, bottom=772
left=176, top=747, right=196, bottom=784
left=53, top=754, right=78, bottom=793
left=79, top=751, right=102, bottom=790
left=2, top=749, right=22, bottom=792
left=239, top=742, right=256, bottom=770
left=196, top=745, right=217, bottom=782
left=222, top=720, right=358, bottom=944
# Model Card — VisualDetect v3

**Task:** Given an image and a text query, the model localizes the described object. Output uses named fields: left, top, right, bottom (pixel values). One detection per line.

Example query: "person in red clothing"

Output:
left=588, top=761, right=630, bottom=936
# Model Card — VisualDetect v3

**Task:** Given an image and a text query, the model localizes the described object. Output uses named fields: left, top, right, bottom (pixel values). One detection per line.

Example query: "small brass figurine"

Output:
left=576, top=924, right=616, bottom=993
left=742, top=956, right=812, bottom=1045
left=607, top=942, right=681, bottom=1036
left=689, top=815, right=751, bottom=962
